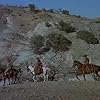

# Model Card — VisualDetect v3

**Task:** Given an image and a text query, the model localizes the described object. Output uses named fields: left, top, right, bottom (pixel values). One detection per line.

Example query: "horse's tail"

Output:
left=92, top=64, right=100, bottom=73
left=94, top=64, right=100, bottom=71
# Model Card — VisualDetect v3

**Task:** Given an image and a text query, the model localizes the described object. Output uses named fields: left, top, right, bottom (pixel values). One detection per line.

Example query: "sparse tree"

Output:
left=41, top=8, right=46, bottom=12
left=28, top=4, right=35, bottom=11
left=57, top=20, right=76, bottom=33
left=48, top=9, right=54, bottom=13
left=62, top=10, right=69, bottom=15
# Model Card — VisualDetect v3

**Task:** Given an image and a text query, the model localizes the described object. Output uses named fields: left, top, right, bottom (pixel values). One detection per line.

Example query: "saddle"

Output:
left=82, top=63, right=93, bottom=73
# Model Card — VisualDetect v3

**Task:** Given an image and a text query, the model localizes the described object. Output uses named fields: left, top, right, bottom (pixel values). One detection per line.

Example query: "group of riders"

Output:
left=4, top=56, right=43, bottom=77
left=0, top=54, right=94, bottom=85
left=4, top=54, right=90, bottom=77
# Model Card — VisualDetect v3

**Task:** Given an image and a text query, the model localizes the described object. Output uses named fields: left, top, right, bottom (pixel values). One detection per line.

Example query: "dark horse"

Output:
left=0, top=66, right=22, bottom=86
left=3, top=67, right=22, bottom=86
left=72, top=60, right=100, bottom=81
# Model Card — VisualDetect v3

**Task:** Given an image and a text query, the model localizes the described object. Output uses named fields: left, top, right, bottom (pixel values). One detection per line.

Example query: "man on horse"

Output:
left=83, top=55, right=89, bottom=65
left=4, top=56, right=13, bottom=76
left=34, top=56, right=43, bottom=75
left=82, top=55, right=90, bottom=74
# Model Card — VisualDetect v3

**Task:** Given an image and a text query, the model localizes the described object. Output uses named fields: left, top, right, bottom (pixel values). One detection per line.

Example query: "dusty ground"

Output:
left=0, top=81, right=100, bottom=100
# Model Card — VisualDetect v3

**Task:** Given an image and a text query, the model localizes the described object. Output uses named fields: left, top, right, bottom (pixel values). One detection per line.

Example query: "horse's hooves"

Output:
left=76, top=78, right=80, bottom=81
left=2, top=86, right=7, bottom=89
left=11, top=82, right=13, bottom=84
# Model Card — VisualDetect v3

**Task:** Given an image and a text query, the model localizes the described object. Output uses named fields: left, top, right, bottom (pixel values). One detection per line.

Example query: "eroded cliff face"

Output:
left=0, top=5, right=100, bottom=81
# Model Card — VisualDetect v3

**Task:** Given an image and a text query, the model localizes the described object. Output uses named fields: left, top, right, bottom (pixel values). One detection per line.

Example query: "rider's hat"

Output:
left=83, top=55, right=88, bottom=57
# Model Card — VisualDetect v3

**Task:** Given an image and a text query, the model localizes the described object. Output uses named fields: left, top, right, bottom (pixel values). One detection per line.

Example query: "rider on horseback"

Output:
left=4, top=56, right=13, bottom=76
left=82, top=55, right=90, bottom=73
left=34, top=56, right=43, bottom=75
left=83, top=55, right=89, bottom=65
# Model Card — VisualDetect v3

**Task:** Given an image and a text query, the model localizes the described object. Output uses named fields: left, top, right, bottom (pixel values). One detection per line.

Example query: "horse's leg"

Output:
left=13, top=77, right=16, bottom=84
left=43, top=69, right=48, bottom=82
left=95, top=72, right=100, bottom=81
left=14, top=74, right=18, bottom=84
left=82, top=65, right=86, bottom=81
left=46, top=74, right=49, bottom=81
left=32, top=76, right=37, bottom=82
left=11, top=77, right=14, bottom=84
left=95, top=71, right=100, bottom=77
left=8, top=78, right=10, bottom=85
left=16, top=74, right=21, bottom=83
left=76, top=74, right=80, bottom=80
left=82, top=68, right=86, bottom=81
left=16, top=76, right=19, bottom=83
left=11, top=78, right=13, bottom=84
left=43, top=74, right=46, bottom=82
left=83, top=74, right=86, bottom=81
left=83, top=71, right=86, bottom=81
left=3, top=77, right=6, bottom=86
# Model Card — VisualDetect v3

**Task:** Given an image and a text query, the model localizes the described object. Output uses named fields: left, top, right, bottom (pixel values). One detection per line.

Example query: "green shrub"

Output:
left=45, top=22, right=52, bottom=27
left=31, top=35, right=45, bottom=49
left=57, top=20, right=76, bottom=33
left=94, top=20, right=100, bottom=23
left=77, top=31, right=99, bottom=44
left=46, top=33, right=72, bottom=51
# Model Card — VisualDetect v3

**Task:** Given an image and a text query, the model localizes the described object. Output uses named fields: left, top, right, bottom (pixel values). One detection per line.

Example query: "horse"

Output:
left=0, top=67, right=6, bottom=82
left=72, top=60, right=100, bottom=81
left=3, top=68, right=22, bottom=86
left=27, top=65, right=50, bottom=82
left=10, top=68, right=22, bottom=84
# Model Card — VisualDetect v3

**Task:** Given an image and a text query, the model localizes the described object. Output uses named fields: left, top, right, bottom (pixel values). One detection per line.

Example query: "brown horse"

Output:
left=0, top=67, right=6, bottom=82
left=72, top=60, right=100, bottom=81
left=0, top=67, right=11, bottom=85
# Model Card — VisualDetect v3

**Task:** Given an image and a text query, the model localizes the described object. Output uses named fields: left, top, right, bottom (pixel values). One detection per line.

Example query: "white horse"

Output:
left=27, top=65, right=50, bottom=82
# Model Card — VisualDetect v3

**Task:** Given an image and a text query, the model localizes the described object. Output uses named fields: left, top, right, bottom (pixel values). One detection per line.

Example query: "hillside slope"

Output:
left=0, top=5, right=100, bottom=81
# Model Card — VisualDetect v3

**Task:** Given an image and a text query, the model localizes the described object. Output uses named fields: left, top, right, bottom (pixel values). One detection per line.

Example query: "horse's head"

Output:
left=72, top=60, right=82, bottom=68
left=72, top=60, right=78, bottom=68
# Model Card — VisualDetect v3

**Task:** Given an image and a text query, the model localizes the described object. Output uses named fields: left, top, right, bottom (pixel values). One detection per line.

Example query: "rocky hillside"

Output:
left=0, top=5, right=100, bottom=81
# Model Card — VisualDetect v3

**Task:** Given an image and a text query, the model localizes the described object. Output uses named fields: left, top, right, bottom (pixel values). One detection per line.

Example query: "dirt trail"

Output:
left=0, top=81, right=100, bottom=100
